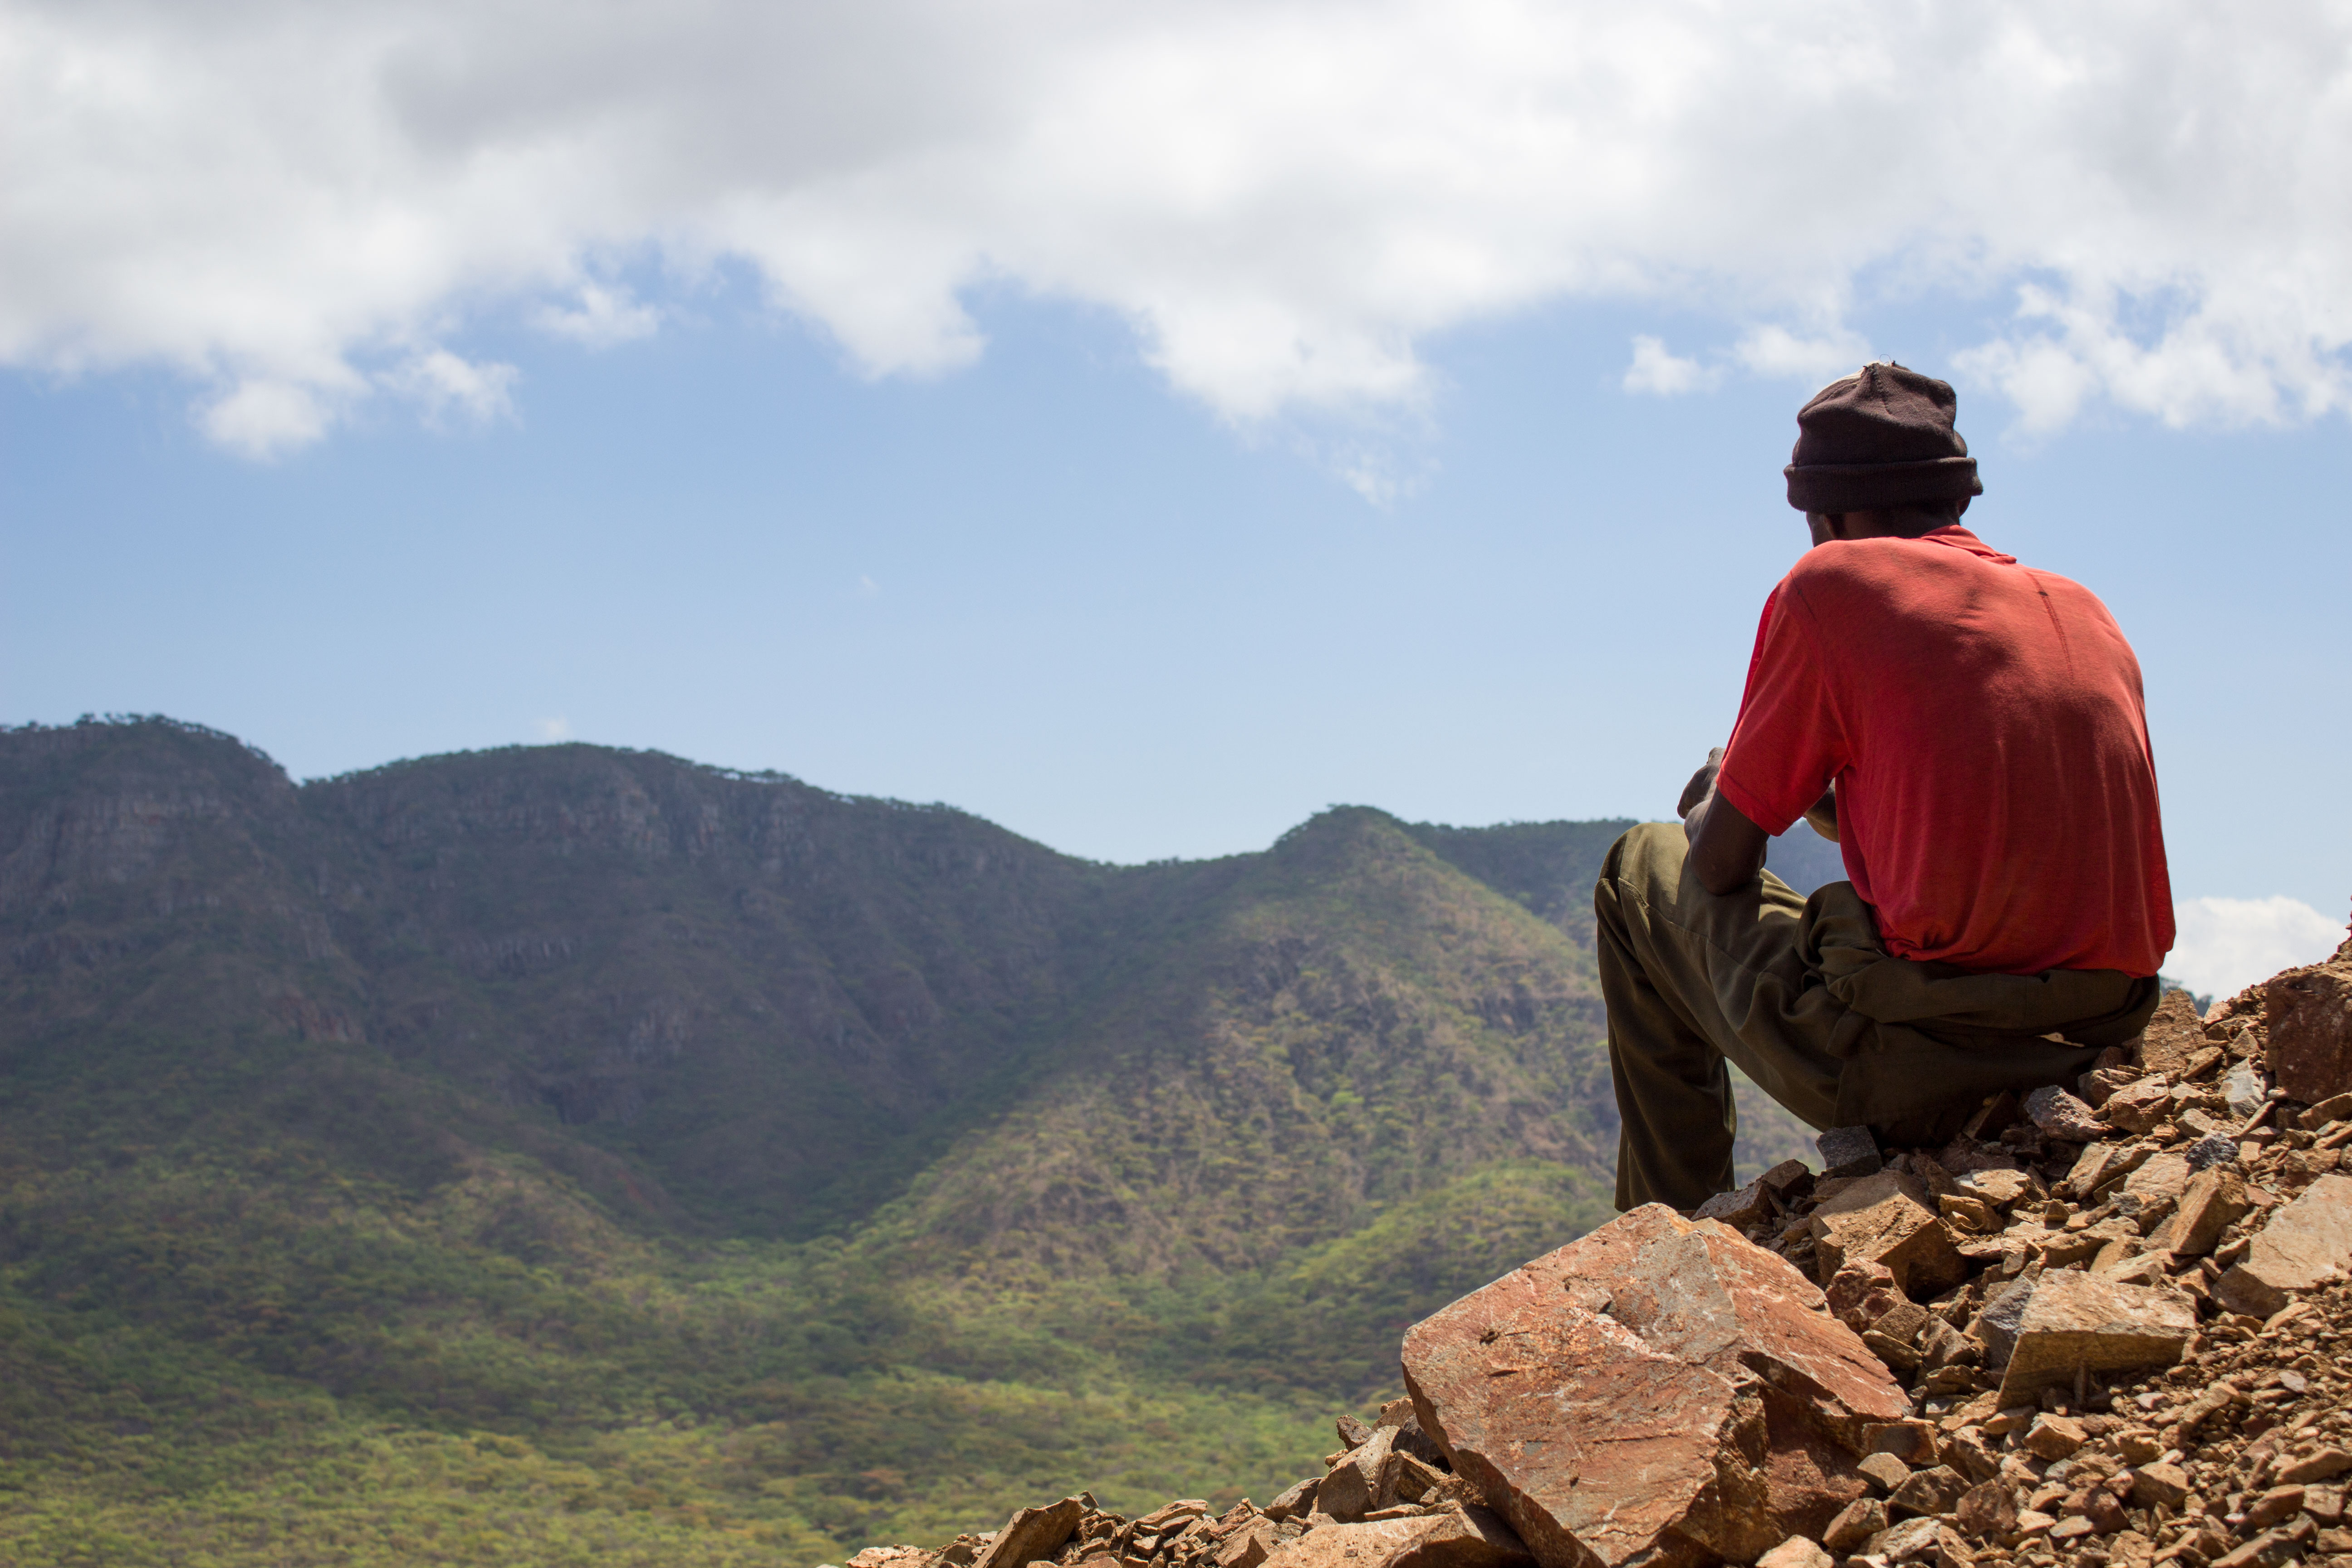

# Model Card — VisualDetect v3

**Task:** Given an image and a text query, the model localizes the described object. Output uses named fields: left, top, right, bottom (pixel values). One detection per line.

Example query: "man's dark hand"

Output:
left=1677, top=747, right=1725, bottom=818
left=1680, top=745, right=1769, bottom=895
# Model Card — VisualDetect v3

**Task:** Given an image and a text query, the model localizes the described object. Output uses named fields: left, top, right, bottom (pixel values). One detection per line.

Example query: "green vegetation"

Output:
left=0, top=718, right=1810, bottom=1564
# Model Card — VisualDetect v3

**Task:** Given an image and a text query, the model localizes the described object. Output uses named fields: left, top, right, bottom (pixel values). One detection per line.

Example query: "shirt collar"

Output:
left=1920, top=524, right=2016, bottom=565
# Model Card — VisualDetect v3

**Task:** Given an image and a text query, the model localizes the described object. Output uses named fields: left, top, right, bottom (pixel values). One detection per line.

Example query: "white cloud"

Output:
left=536, top=716, right=571, bottom=741
left=387, top=349, right=518, bottom=429
left=1623, top=336, right=1718, bottom=397
left=4, top=0, right=2351, bottom=454
left=533, top=282, right=660, bottom=348
left=1734, top=327, right=1876, bottom=386
left=197, top=377, right=347, bottom=460
left=2167, top=896, right=2347, bottom=1005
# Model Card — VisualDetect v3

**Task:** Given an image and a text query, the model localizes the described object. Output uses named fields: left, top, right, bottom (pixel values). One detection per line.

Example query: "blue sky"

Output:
left=4, top=0, right=2349, bottom=996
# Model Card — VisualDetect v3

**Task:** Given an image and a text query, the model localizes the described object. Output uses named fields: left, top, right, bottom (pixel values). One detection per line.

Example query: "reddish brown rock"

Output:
left=1994, top=1272, right=2196, bottom=1406
left=1317, top=1427, right=1396, bottom=1522
left=2265, top=956, right=2352, bottom=1105
left=2166, top=1167, right=2252, bottom=1258
left=2127, top=1463, right=2191, bottom=1509
left=1886, top=1465, right=1969, bottom=1519
left=1256, top=1508, right=1532, bottom=1568
left=2215, top=1173, right=2352, bottom=1316
left=1824, top=1499, right=1886, bottom=1553
left=1954, top=1480, right=2017, bottom=1540
left=2278, top=1447, right=2352, bottom=1485
left=972, top=1499, right=1088, bottom=1568
left=1825, top=1260, right=1903, bottom=1334
left=2102, top=1077, right=2173, bottom=1134
left=1857, top=1453, right=1911, bottom=1494
left=2302, top=1092, right=2352, bottom=1131
left=2025, top=1085, right=2106, bottom=1142
left=1693, top=1176, right=1772, bottom=1229
left=2021, top=1413, right=2087, bottom=1460
left=1403, top=1289, right=1768, bottom=1568
left=1264, top=1478, right=1319, bottom=1522
left=1539, top=1206, right=1911, bottom=1443
left=1217, top=1522, right=1282, bottom=1568
left=850, top=1548, right=934, bottom=1568
left=1754, top=1539, right=1834, bottom=1568
left=2133, top=990, right=2207, bottom=1077
left=1955, top=1167, right=2034, bottom=1210
left=1810, top=1172, right=1968, bottom=1298
left=1402, top=1207, right=1902, bottom=1568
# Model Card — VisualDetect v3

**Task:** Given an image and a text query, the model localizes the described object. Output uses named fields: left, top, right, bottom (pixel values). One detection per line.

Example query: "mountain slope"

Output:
left=0, top=716, right=1780, bottom=1564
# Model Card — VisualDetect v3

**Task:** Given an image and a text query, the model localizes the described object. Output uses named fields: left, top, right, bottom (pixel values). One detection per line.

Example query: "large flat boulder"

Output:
left=1401, top=1207, right=1901, bottom=1568
left=1534, top=1204, right=1911, bottom=1445
left=1993, top=1270, right=2197, bottom=1405
left=2215, top=1173, right=2352, bottom=1317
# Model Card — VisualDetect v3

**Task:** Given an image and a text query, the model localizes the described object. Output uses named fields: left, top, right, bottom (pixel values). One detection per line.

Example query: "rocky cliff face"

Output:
left=0, top=716, right=1649, bottom=1265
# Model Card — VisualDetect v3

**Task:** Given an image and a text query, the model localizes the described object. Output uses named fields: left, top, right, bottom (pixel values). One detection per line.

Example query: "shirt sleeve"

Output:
left=1715, top=577, right=1846, bottom=836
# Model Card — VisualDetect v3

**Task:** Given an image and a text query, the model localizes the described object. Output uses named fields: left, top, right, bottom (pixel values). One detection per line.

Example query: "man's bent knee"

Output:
left=1595, top=820, right=1688, bottom=914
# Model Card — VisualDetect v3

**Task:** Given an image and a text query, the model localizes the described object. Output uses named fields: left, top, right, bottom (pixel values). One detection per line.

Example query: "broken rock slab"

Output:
left=971, top=1499, right=1088, bottom=1568
left=1755, top=1539, right=1835, bottom=1568
left=1316, top=1426, right=1396, bottom=1521
left=849, top=1548, right=934, bottom=1568
left=1218, top=1522, right=1284, bottom=1568
left=1955, top=1167, right=2034, bottom=1210
left=1693, top=1176, right=1773, bottom=1230
left=2165, top=1167, right=2252, bottom=1258
left=2026, top=1085, right=2106, bottom=1142
left=1809, top=1171, right=1968, bottom=1298
left=1258, top=1507, right=1532, bottom=1568
left=2266, top=957, right=2352, bottom=1105
left=1265, top=1478, right=1319, bottom=1523
left=1993, top=1269, right=2197, bottom=1406
left=2123, top=1151, right=2192, bottom=1206
left=1542, top=1205, right=1910, bottom=1441
left=2102, top=1077, right=2174, bottom=1135
left=2224, top=1065, right=2268, bottom=1120
left=1819, top=1125, right=1883, bottom=1180
left=2133, top=990, right=2207, bottom=1077
left=2214, top=1173, right=2352, bottom=1318
left=1402, top=1206, right=1902, bottom=1568
left=1406, top=1305, right=1764, bottom=1568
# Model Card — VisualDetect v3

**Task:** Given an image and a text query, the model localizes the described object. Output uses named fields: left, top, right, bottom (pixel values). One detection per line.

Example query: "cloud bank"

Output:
left=5, top=0, right=2349, bottom=453
left=2169, top=896, right=2348, bottom=1006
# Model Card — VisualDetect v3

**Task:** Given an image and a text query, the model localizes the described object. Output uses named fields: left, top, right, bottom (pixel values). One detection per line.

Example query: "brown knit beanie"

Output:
left=1784, top=362, right=1983, bottom=513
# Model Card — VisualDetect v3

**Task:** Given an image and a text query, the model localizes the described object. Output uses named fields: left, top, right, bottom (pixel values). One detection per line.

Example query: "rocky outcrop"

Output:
left=830, top=948, right=2352, bottom=1568
left=1398, top=1207, right=1903, bottom=1568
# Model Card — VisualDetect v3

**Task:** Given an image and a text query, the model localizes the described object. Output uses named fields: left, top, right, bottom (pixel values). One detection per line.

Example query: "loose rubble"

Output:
left=823, top=937, right=2352, bottom=1568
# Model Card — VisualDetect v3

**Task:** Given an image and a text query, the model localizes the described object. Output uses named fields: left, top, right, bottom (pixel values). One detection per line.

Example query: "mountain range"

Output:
left=0, top=716, right=1833, bottom=1568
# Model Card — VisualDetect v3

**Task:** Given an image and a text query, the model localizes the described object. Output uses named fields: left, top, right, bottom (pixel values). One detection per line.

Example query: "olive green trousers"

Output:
left=1594, top=822, right=2160, bottom=1212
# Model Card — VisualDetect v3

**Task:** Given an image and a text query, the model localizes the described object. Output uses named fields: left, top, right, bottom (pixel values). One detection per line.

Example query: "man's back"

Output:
left=1716, top=523, right=2172, bottom=977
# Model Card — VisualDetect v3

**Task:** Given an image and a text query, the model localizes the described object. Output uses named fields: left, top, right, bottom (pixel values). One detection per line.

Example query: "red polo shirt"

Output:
left=1715, top=525, right=2173, bottom=977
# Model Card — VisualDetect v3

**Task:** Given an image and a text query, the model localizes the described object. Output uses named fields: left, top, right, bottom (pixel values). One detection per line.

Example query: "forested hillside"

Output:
left=0, top=717, right=1820, bottom=1566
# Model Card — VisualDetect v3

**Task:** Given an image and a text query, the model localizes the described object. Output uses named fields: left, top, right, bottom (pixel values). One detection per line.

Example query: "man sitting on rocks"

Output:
left=1596, top=362, right=2174, bottom=1212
